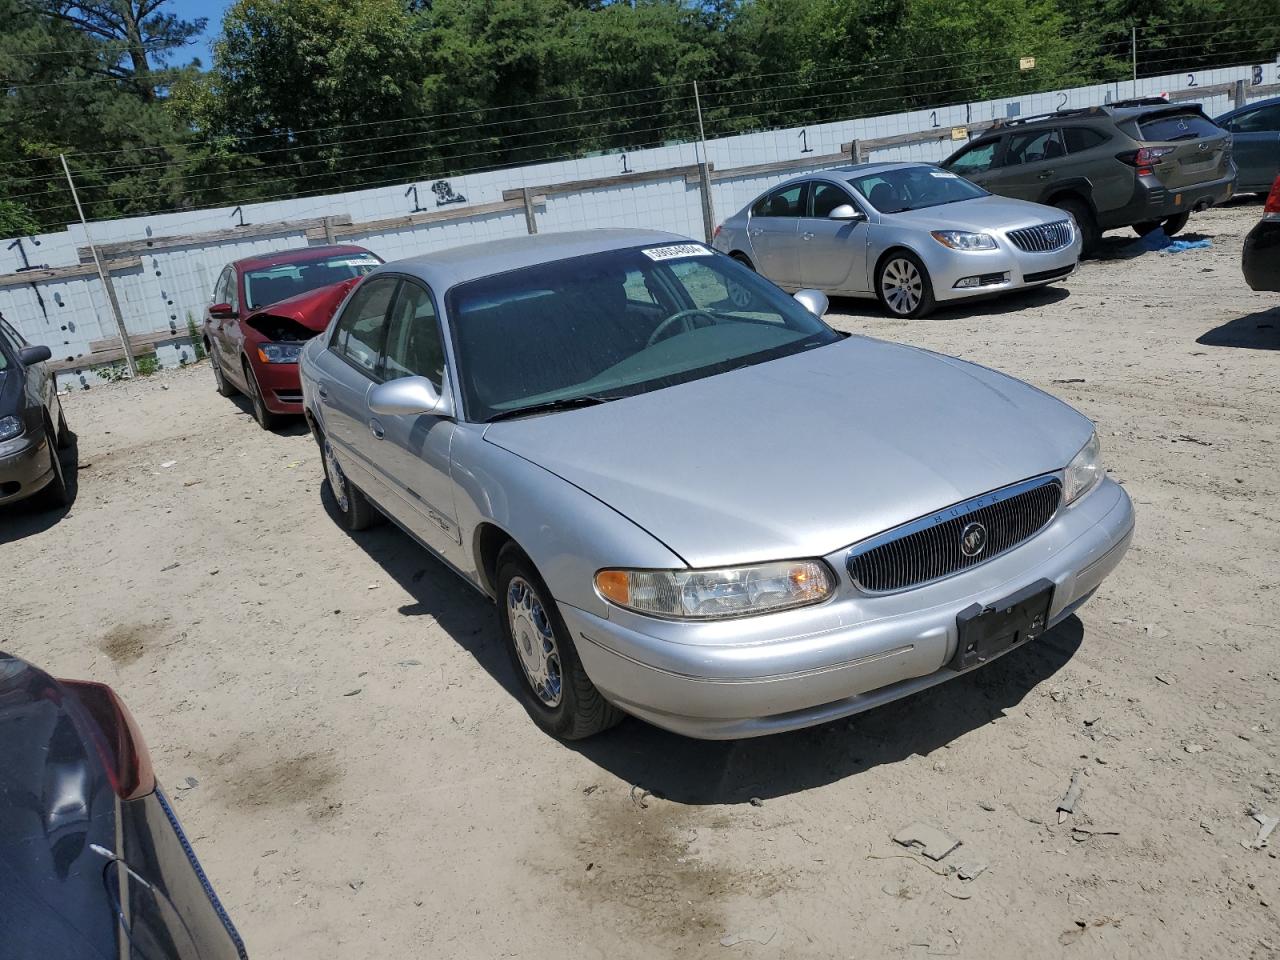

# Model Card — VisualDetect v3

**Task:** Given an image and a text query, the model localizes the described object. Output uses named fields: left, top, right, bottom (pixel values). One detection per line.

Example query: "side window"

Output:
left=752, top=183, right=806, bottom=218
left=1232, top=105, right=1280, bottom=133
left=212, top=267, right=230, bottom=304
left=810, top=182, right=857, bottom=217
left=380, top=282, right=445, bottom=389
left=948, top=140, right=999, bottom=174
left=1063, top=127, right=1107, bottom=153
left=331, top=277, right=398, bottom=379
left=1005, top=129, right=1066, bottom=165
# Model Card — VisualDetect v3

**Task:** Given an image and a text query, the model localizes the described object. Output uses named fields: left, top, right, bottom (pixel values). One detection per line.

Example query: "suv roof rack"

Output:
left=989, top=95, right=1176, bottom=130
left=1106, top=96, right=1172, bottom=108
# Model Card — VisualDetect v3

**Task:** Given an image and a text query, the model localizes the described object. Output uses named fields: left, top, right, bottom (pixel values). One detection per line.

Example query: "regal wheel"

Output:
left=875, top=251, right=935, bottom=318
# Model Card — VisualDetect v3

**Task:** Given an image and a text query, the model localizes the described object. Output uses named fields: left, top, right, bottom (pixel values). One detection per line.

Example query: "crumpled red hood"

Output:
left=249, top=277, right=361, bottom=332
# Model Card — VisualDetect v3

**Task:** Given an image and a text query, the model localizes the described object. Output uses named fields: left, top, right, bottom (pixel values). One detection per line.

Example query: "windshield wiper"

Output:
left=486, top=394, right=617, bottom=422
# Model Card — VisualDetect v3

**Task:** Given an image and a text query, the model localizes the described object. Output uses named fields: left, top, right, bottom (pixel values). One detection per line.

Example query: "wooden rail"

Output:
left=0, top=257, right=142, bottom=289
left=76, top=215, right=354, bottom=262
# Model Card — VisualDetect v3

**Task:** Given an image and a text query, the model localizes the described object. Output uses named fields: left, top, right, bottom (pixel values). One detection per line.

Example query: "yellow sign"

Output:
left=951, top=126, right=968, bottom=141
left=1020, top=56, right=1037, bottom=71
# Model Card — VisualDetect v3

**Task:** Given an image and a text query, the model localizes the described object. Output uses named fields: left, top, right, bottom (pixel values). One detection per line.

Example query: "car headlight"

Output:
left=1063, top=432, right=1102, bottom=504
left=595, top=560, right=834, bottom=620
left=931, top=230, right=997, bottom=251
left=257, top=342, right=304, bottom=364
left=0, top=415, right=24, bottom=443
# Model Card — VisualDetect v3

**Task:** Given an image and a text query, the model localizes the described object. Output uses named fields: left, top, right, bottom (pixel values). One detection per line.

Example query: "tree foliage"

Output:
left=1, top=0, right=1277, bottom=235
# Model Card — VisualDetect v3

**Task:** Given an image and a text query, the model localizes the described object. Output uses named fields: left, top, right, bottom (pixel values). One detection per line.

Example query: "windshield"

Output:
left=447, top=244, right=841, bottom=422
left=849, top=165, right=987, bottom=213
left=244, top=252, right=381, bottom=309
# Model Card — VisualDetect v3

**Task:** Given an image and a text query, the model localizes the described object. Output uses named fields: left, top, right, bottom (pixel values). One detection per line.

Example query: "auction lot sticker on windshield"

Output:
left=642, top=244, right=713, bottom=261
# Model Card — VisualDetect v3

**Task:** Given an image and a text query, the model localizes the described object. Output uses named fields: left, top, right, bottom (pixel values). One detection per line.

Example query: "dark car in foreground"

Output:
left=1243, top=175, right=1280, bottom=292
left=204, top=244, right=381, bottom=429
left=943, top=98, right=1236, bottom=253
left=1215, top=96, right=1280, bottom=194
left=0, top=652, right=247, bottom=959
left=0, top=314, right=71, bottom=510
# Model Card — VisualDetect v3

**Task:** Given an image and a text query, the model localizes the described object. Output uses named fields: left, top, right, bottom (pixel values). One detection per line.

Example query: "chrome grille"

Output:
left=847, top=476, right=1062, bottom=593
left=1008, top=221, right=1073, bottom=253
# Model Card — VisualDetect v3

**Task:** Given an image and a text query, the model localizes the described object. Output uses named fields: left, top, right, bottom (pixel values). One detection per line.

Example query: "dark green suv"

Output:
left=941, top=99, right=1237, bottom=254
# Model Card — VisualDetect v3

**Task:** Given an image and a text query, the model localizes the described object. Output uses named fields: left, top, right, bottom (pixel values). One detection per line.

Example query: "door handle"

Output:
left=748, top=228, right=764, bottom=237
left=801, top=232, right=816, bottom=241
left=368, top=419, right=385, bottom=440
left=316, top=385, right=329, bottom=402
left=1038, top=170, right=1054, bottom=179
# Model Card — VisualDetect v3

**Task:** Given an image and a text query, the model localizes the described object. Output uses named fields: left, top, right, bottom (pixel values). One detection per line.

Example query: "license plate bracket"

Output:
left=950, top=578, right=1055, bottom=671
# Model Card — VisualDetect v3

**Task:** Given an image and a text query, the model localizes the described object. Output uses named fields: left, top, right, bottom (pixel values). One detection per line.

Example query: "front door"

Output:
left=799, top=181, right=871, bottom=293
left=368, top=278, right=460, bottom=558
left=746, top=182, right=808, bottom=288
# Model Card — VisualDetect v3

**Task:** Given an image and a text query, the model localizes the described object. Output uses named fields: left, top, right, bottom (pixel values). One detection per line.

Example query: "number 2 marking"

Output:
left=1057, top=92, right=1068, bottom=110
left=1187, top=73, right=1198, bottom=87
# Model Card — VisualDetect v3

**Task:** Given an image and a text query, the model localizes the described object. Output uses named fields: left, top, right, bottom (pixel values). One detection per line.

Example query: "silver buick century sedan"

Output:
left=299, top=229, right=1133, bottom=740
left=712, top=162, right=1081, bottom=317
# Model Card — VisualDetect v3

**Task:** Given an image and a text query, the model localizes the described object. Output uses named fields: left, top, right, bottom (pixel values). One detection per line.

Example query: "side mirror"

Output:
left=209, top=302, right=236, bottom=320
left=793, top=289, right=830, bottom=318
left=828, top=204, right=865, bottom=221
left=18, top=345, right=52, bottom=365
left=367, top=376, right=452, bottom=418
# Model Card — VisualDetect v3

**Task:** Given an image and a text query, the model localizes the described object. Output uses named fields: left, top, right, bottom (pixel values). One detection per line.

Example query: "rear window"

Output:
left=1137, top=111, right=1222, bottom=143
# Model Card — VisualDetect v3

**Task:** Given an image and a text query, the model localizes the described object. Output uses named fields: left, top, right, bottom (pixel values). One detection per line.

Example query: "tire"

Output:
left=730, top=252, right=756, bottom=270
left=1162, top=212, right=1190, bottom=237
left=1133, top=220, right=1162, bottom=237
left=242, top=359, right=281, bottom=430
left=875, top=251, right=935, bottom=318
left=210, top=351, right=237, bottom=398
left=1055, top=197, right=1101, bottom=256
left=496, top=546, right=622, bottom=740
left=34, top=422, right=69, bottom=510
left=56, top=403, right=72, bottom=449
left=319, top=430, right=377, bottom=531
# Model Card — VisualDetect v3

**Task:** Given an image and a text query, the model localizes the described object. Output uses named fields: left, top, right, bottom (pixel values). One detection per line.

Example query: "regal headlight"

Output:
left=0, top=415, right=23, bottom=443
left=931, top=230, right=997, bottom=251
left=595, top=560, right=834, bottom=620
left=257, top=342, right=303, bottom=364
left=1063, top=432, right=1102, bottom=504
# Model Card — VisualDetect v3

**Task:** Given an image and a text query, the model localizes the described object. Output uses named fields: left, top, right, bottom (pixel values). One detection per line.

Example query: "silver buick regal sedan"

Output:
left=712, top=162, right=1082, bottom=317
left=299, top=229, right=1133, bottom=740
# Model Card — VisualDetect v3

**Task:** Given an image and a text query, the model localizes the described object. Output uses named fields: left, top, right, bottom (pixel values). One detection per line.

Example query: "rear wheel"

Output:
left=1054, top=197, right=1100, bottom=256
left=319, top=431, right=377, bottom=531
left=730, top=252, right=755, bottom=270
left=56, top=403, right=71, bottom=449
left=1133, top=220, right=1162, bottom=237
left=875, top=251, right=935, bottom=318
left=210, top=350, right=237, bottom=398
left=1162, top=212, right=1190, bottom=237
left=242, top=359, right=281, bottom=430
left=497, top=547, right=622, bottom=740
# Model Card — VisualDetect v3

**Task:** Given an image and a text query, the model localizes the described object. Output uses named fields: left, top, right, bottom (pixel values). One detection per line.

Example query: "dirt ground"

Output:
left=3, top=199, right=1278, bottom=959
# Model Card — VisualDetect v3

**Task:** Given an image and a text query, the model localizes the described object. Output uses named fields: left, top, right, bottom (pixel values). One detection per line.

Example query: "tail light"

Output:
left=62, top=679, right=156, bottom=800
left=1117, top=146, right=1175, bottom=176
left=1265, top=176, right=1280, bottom=220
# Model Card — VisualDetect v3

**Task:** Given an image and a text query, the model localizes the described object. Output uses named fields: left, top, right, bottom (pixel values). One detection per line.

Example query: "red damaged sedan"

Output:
left=203, top=244, right=381, bottom=428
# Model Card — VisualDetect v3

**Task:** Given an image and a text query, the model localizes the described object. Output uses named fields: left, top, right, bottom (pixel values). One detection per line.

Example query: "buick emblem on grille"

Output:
left=960, top=521, right=988, bottom=557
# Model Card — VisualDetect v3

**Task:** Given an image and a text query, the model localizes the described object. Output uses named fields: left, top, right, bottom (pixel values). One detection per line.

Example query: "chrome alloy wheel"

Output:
left=507, top=576, right=563, bottom=707
left=322, top=438, right=349, bottom=513
left=881, top=257, right=923, bottom=315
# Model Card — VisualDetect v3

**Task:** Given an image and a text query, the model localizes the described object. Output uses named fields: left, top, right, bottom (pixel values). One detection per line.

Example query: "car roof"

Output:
left=1217, top=94, right=1280, bottom=119
left=232, top=244, right=373, bottom=272
left=768, top=162, right=929, bottom=191
left=373, top=228, right=692, bottom=289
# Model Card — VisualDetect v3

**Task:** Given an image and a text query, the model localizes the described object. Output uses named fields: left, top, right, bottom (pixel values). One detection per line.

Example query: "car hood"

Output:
left=887, top=194, right=1068, bottom=232
left=483, top=336, right=1092, bottom=568
left=248, top=277, right=360, bottom=331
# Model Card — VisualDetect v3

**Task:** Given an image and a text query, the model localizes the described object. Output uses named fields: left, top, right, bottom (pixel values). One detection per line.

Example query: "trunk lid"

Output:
left=1133, top=108, right=1232, bottom=189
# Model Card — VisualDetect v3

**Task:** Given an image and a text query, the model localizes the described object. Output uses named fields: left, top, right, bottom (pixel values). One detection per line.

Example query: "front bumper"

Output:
left=925, top=232, right=1081, bottom=303
left=566, top=476, right=1134, bottom=739
left=1243, top=218, right=1280, bottom=292
left=0, top=433, right=56, bottom=507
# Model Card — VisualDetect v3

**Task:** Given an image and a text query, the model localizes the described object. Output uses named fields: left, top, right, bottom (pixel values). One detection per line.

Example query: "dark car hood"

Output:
left=483, top=336, right=1092, bottom=568
left=0, top=653, right=118, bottom=958
left=248, top=277, right=360, bottom=331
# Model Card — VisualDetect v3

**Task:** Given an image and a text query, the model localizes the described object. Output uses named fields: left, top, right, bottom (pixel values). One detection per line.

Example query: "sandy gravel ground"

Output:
left=3, top=201, right=1278, bottom=959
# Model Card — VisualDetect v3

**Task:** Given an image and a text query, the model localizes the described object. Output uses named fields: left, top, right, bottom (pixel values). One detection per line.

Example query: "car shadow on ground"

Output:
left=1197, top=306, right=1280, bottom=350
left=831, top=283, right=1069, bottom=322
left=329, top=491, right=1084, bottom=803
left=0, top=431, right=81, bottom=544
left=227, top=395, right=311, bottom=436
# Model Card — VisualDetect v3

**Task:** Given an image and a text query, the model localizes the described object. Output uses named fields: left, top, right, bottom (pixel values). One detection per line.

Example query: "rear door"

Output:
left=369, top=278, right=461, bottom=555
left=746, top=182, right=808, bottom=288
left=997, top=128, right=1067, bottom=201
left=798, top=180, right=871, bottom=293
left=311, top=276, right=399, bottom=500
left=1134, top=109, right=1232, bottom=189
left=1221, top=103, right=1280, bottom=190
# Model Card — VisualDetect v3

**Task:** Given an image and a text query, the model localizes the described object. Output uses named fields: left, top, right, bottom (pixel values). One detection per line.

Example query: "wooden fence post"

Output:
left=521, top=188, right=538, bottom=235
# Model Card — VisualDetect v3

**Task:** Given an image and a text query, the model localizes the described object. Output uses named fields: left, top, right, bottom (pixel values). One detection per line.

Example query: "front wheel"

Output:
left=242, top=360, right=281, bottom=430
left=34, top=424, right=69, bottom=509
left=497, top=548, right=622, bottom=740
left=320, top=433, right=377, bottom=531
left=875, top=252, right=935, bottom=318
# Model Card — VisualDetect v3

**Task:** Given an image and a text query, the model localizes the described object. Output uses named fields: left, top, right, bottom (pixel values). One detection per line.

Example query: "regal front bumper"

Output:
left=565, top=476, right=1133, bottom=739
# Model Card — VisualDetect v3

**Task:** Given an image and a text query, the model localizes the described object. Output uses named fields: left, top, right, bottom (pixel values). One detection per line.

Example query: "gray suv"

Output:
left=942, top=99, right=1237, bottom=254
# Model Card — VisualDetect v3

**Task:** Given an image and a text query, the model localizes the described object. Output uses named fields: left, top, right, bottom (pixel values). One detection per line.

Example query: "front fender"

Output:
left=449, top=426, right=685, bottom=617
